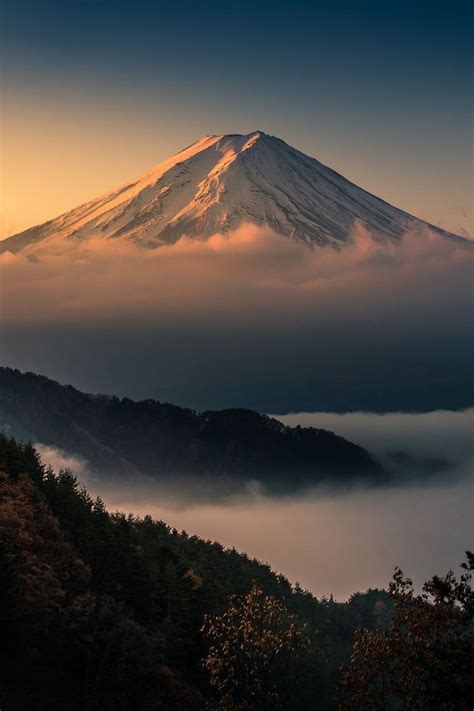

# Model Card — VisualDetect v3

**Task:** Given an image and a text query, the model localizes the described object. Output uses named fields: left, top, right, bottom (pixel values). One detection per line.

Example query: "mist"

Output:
left=35, top=408, right=473, bottom=600
left=1, top=225, right=473, bottom=412
left=277, top=409, right=474, bottom=478
left=108, top=478, right=471, bottom=601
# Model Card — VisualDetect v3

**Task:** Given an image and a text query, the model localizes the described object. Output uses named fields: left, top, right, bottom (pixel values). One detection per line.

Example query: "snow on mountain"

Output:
left=0, top=131, right=460, bottom=255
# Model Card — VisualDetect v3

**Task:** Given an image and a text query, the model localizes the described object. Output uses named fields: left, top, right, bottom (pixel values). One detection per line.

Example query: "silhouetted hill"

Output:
left=0, top=367, right=383, bottom=492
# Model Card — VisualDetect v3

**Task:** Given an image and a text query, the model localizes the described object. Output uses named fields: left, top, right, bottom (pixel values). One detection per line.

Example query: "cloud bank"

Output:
left=1, top=223, right=472, bottom=323
left=277, top=409, right=474, bottom=479
left=1, top=225, right=473, bottom=411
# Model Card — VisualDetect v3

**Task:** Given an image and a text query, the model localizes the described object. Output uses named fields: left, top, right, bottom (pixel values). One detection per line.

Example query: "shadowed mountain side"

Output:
left=0, top=367, right=383, bottom=493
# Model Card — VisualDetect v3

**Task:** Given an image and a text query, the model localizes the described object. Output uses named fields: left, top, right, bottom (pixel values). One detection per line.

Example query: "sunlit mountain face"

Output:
left=0, top=131, right=461, bottom=257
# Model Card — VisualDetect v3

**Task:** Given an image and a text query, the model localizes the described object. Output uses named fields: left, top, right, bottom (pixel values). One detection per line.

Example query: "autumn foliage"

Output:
left=338, top=559, right=474, bottom=710
left=202, top=585, right=323, bottom=710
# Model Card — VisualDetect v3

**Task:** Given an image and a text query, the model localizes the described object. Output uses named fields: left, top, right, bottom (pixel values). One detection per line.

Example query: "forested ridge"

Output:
left=1, top=434, right=471, bottom=709
left=0, top=367, right=383, bottom=492
left=0, top=432, right=389, bottom=709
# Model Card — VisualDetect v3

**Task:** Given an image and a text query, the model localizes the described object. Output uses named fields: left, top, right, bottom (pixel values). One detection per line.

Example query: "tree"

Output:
left=338, top=554, right=474, bottom=710
left=202, top=585, right=323, bottom=711
left=0, top=432, right=402, bottom=709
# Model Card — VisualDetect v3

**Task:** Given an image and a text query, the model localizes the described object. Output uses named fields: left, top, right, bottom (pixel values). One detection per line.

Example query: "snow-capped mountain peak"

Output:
left=1, top=131, right=459, bottom=255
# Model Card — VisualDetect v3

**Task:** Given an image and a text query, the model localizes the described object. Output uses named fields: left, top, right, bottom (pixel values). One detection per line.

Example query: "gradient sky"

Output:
left=1, top=0, right=472, bottom=239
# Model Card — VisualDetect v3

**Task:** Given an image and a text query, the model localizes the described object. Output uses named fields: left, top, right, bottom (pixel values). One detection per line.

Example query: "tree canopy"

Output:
left=0, top=432, right=470, bottom=710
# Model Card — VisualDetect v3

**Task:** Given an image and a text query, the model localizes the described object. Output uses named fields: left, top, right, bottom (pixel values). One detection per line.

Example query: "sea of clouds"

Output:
left=1, top=224, right=472, bottom=412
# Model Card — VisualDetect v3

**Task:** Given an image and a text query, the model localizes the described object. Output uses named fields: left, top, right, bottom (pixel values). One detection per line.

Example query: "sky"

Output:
left=1, top=0, right=473, bottom=239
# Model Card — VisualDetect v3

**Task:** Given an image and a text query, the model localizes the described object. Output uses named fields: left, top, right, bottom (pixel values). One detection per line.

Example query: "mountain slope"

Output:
left=0, top=132, right=459, bottom=255
left=0, top=432, right=392, bottom=710
left=0, top=367, right=383, bottom=493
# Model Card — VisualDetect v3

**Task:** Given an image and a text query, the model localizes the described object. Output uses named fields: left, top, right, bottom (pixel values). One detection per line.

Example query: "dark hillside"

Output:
left=0, top=433, right=391, bottom=710
left=0, top=367, right=383, bottom=492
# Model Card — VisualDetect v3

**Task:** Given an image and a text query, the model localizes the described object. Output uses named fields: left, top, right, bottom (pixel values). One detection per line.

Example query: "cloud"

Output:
left=276, top=409, right=474, bottom=484
left=1, top=223, right=472, bottom=323
left=34, top=442, right=93, bottom=480
left=277, top=409, right=474, bottom=462
left=1, top=223, right=472, bottom=412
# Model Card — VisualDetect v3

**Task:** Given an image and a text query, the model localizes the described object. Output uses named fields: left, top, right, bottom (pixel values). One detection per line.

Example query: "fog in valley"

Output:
left=36, top=408, right=473, bottom=600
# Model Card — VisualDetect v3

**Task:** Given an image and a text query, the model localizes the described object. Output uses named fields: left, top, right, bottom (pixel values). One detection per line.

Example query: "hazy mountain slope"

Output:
left=0, top=367, right=383, bottom=492
left=0, top=132, right=459, bottom=255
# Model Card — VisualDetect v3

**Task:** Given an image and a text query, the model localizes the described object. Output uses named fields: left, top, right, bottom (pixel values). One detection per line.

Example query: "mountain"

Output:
left=0, top=432, right=393, bottom=710
left=0, top=367, right=383, bottom=493
left=0, top=131, right=459, bottom=255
